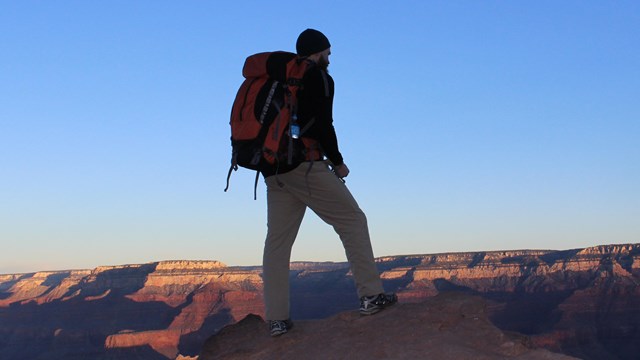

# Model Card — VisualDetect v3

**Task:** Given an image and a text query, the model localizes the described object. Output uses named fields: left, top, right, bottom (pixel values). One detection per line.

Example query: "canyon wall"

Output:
left=1, top=243, right=638, bottom=359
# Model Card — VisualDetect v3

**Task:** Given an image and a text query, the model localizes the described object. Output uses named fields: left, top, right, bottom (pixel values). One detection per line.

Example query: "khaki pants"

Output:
left=262, top=161, right=384, bottom=320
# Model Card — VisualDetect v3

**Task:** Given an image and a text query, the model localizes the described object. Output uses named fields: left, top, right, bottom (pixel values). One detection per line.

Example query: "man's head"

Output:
left=296, top=29, right=331, bottom=69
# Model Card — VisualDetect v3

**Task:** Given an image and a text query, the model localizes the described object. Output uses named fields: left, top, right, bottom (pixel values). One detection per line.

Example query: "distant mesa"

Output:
left=155, top=260, right=228, bottom=271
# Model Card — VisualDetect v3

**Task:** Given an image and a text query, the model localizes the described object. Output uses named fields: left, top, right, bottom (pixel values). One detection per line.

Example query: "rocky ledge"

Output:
left=200, top=292, right=577, bottom=360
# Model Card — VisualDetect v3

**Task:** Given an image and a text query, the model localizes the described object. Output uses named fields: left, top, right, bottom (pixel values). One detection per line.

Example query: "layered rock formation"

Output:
left=1, top=243, right=638, bottom=359
left=381, top=244, right=640, bottom=359
left=0, top=261, right=264, bottom=359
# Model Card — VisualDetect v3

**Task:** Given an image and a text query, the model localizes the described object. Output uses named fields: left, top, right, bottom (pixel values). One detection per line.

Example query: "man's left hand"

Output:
left=334, top=163, right=349, bottom=178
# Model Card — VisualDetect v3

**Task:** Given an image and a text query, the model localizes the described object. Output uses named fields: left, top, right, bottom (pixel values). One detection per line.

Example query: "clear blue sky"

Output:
left=1, top=1, right=638, bottom=274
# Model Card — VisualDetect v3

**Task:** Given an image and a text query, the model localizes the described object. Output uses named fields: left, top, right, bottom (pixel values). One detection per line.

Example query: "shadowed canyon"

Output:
left=1, top=243, right=638, bottom=359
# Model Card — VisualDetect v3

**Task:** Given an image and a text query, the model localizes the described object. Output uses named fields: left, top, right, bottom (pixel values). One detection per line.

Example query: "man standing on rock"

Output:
left=262, top=28, right=397, bottom=337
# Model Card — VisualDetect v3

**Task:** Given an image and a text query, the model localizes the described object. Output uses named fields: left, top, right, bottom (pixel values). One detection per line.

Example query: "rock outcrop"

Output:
left=1, top=243, right=639, bottom=359
left=199, top=292, right=577, bottom=360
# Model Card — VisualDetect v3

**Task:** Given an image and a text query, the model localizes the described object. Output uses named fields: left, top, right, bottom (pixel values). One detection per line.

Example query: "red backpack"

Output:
left=224, top=51, right=321, bottom=198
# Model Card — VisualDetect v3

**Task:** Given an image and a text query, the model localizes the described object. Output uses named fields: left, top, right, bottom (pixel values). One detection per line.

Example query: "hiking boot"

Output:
left=359, top=292, right=398, bottom=315
left=268, top=319, right=293, bottom=337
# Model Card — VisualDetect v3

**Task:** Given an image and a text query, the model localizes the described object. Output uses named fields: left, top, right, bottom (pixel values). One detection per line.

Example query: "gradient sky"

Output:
left=1, top=1, right=638, bottom=274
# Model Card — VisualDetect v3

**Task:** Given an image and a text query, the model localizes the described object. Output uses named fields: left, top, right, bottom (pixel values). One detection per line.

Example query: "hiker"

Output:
left=261, top=29, right=397, bottom=337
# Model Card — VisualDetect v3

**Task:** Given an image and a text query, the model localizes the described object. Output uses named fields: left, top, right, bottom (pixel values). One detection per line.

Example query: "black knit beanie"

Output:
left=296, top=29, right=331, bottom=57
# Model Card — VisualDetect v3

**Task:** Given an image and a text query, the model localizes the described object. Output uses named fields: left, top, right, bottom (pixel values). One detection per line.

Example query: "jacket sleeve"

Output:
left=301, top=68, right=344, bottom=166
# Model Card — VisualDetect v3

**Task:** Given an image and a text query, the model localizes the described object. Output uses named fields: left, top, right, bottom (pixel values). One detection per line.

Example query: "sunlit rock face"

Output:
left=1, top=243, right=638, bottom=359
left=0, top=261, right=264, bottom=359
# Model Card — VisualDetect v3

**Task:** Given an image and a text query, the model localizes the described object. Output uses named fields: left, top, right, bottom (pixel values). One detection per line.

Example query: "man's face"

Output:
left=317, top=48, right=331, bottom=69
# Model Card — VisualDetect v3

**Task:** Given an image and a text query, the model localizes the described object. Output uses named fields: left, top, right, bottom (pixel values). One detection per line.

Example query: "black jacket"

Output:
left=297, top=64, right=343, bottom=167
